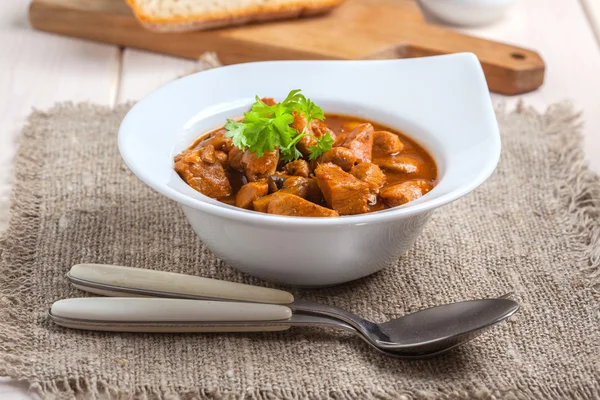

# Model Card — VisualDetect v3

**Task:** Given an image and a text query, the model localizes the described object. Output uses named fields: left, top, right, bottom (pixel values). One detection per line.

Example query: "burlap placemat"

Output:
left=0, top=98, right=598, bottom=399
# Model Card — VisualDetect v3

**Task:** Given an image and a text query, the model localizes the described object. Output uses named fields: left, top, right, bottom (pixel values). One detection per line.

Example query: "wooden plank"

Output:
left=28, top=0, right=545, bottom=94
left=26, top=0, right=424, bottom=61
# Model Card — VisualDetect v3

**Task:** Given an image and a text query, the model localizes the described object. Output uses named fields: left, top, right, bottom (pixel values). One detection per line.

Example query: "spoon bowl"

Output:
left=376, top=298, right=518, bottom=352
left=292, top=297, right=519, bottom=352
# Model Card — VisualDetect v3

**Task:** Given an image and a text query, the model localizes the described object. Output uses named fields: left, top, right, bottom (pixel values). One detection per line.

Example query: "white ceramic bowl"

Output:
left=118, top=53, right=500, bottom=287
left=419, top=0, right=516, bottom=27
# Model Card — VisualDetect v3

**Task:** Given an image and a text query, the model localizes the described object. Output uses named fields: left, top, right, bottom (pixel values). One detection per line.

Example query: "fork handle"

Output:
left=69, top=263, right=294, bottom=304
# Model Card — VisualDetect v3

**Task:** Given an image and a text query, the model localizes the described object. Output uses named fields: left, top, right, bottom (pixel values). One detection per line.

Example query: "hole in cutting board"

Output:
left=510, top=52, right=526, bottom=60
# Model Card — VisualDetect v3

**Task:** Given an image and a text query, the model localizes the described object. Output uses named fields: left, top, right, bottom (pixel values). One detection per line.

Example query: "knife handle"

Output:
left=69, top=263, right=294, bottom=304
left=50, top=298, right=292, bottom=333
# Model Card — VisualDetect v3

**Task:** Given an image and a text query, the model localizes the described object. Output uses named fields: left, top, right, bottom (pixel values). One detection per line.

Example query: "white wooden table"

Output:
left=1, top=1, right=600, bottom=398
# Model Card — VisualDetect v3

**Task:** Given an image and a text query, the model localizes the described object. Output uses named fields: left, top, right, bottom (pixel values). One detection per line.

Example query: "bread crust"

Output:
left=126, top=0, right=346, bottom=33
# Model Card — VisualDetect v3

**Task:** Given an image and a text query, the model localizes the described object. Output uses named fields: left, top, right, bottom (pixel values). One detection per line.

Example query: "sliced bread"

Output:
left=126, top=0, right=346, bottom=32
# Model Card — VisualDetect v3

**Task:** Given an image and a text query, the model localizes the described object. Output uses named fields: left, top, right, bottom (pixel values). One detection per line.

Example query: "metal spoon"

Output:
left=67, top=264, right=519, bottom=352
left=293, top=296, right=518, bottom=352
left=48, top=300, right=407, bottom=357
left=49, top=297, right=515, bottom=358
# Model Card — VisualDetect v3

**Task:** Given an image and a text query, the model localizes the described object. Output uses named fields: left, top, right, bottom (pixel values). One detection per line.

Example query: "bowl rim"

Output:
left=118, top=54, right=500, bottom=227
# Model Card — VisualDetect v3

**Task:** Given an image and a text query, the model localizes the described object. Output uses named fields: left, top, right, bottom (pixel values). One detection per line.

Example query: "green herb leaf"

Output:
left=307, top=132, right=335, bottom=161
left=280, top=146, right=303, bottom=163
left=224, top=119, right=248, bottom=150
left=224, top=90, right=332, bottom=161
left=299, top=96, right=325, bottom=125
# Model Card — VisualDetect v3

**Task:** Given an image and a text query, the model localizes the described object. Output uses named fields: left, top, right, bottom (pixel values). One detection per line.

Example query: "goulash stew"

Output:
left=175, top=90, right=436, bottom=217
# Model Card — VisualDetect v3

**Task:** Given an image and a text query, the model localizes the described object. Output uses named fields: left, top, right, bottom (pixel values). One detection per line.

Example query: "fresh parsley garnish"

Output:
left=224, top=90, right=332, bottom=162
left=307, top=132, right=334, bottom=160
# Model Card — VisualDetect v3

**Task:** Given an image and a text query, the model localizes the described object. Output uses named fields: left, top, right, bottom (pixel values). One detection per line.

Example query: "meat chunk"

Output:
left=340, top=123, right=374, bottom=163
left=311, top=119, right=335, bottom=140
left=341, top=121, right=363, bottom=132
left=379, top=180, right=433, bottom=207
left=291, top=111, right=316, bottom=156
left=291, top=110, right=307, bottom=134
left=194, top=131, right=232, bottom=153
left=254, top=176, right=323, bottom=212
left=350, top=162, right=385, bottom=195
left=252, top=194, right=273, bottom=213
left=174, top=148, right=232, bottom=199
left=291, top=111, right=336, bottom=157
left=241, top=148, right=279, bottom=182
left=268, top=193, right=339, bottom=218
left=268, top=176, right=322, bottom=202
left=282, top=176, right=323, bottom=203
left=374, top=155, right=421, bottom=175
left=297, top=137, right=317, bottom=157
left=215, top=150, right=228, bottom=166
left=315, top=163, right=370, bottom=215
left=235, top=181, right=269, bottom=209
left=333, top=133, right=348, bottom=147
left=199, top=144, right=217, bottom=164
left=373, top=131, right=404, bottom=155
left=228, top=146, right=245, bottom=171
left=317, top=147, right=358, bottom=172
left=284, top=159, right=310, bottom=178
left=291, top=111, right=332, bottom=136
left=261, top=97, right=277, bottom=106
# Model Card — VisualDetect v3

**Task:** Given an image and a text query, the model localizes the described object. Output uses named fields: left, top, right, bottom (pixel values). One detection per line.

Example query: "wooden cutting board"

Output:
left=29, top=0, right=545, bottom=95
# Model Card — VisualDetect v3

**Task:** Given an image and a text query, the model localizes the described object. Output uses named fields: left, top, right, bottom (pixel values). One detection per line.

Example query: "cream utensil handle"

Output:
left=69, top=263, right=294, bottom=304
left=51, top=298, right=292, bottom=322
left=50, top=298, right=292, bottom=333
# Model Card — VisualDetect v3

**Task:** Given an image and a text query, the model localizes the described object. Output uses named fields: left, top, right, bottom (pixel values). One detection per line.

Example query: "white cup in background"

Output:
left=418, top=0, right=516, bottom=27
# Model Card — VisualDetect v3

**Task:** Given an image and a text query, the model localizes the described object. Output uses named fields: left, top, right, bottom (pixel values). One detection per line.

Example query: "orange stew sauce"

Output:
left=175, top=113, right=437, bottom=217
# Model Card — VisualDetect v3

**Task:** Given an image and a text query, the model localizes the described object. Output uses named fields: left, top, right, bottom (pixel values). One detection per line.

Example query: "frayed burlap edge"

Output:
left=0, top=101, right=598, bottom=400
left=25, top=379, right=600, bottom=400
left=507, top=101, right=600, bottom=293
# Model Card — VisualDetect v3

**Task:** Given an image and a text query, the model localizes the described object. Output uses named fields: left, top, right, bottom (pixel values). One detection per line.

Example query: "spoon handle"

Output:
left=68, top=263, right=294, bottom=304
left=49, top=297, right=292, bottom=333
